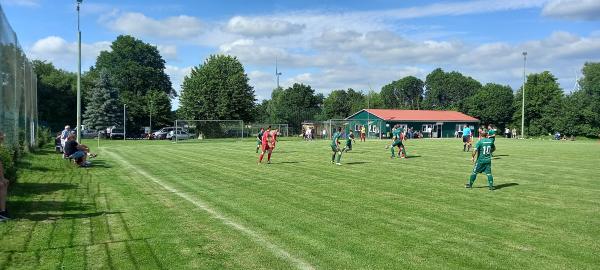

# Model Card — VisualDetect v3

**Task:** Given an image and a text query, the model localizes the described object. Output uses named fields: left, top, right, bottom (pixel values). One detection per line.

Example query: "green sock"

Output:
left=332, top=153, right=336, bottom=162
left=336, top=152, right=342, bottom=163
left=469, top=174, right=477, bottom=186
left=487, top=174, right=494, bottom=188
left=390, top=146, right=395, bottom=157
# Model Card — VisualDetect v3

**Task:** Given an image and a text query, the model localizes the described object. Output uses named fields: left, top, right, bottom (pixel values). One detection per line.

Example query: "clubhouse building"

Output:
left=345, top=109, right=480, bottom=139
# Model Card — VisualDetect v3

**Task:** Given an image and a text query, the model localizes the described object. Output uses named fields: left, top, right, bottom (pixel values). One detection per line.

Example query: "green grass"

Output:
left=1, top=138, right=599, bottom=269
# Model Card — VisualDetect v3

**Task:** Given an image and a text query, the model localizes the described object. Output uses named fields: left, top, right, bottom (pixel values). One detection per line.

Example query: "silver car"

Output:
left=167, top=130, right=192, bottom=140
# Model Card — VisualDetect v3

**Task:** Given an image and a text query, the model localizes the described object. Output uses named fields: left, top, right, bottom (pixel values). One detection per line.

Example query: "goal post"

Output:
left=246, top=123, right=289, bottom=138
left=174, top=120, right=244, bottom=143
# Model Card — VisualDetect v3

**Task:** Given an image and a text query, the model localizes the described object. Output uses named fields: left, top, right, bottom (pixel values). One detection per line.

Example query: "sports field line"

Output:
left=104, top=150, right=315, bottom=270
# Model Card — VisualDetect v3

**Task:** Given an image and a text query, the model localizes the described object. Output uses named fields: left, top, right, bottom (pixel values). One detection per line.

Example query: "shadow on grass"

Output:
left=9, top=183, right=79, bottom=196
left=7, top=200, right=90, bottom=213
left=494, top=154, right=510, bottom=157
left=345, top=161, right=371, bottom=165
left=15, top=211, right=124, bottom=221
left=278, top=161, right=302, bottom=164
left=475, top=182, right=519, bottom=190
left=89, top=159, right=112, bottom=168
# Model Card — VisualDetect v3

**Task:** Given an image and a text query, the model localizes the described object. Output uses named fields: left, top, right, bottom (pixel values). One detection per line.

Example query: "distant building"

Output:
left=345, top=109, right=480, bottom=138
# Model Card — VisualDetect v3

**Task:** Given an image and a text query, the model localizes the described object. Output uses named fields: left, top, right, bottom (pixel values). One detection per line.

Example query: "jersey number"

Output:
left=482, top=146, right=492, bottom=155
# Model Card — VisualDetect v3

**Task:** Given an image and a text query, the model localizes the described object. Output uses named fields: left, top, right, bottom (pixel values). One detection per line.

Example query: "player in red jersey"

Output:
left=258, top=126, right=272, bottom=164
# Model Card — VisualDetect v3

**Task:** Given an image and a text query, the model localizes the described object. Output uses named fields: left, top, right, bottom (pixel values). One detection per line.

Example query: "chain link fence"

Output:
left=0, top=5, right=38, bottom=149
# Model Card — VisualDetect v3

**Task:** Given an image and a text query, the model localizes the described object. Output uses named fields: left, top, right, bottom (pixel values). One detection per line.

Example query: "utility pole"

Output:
left=76, top=0, right=83, bottom=142
left=521, top=51, right=527, bottom=139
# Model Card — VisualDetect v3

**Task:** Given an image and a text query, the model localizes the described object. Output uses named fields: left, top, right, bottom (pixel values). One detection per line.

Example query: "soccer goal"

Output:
left=173, top=120, right=244, bottom=143
left=246, top=123, right=289, bottom=138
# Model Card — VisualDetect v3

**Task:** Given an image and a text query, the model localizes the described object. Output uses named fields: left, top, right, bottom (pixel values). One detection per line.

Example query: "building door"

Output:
left=436, top=123, right=443, bottom=138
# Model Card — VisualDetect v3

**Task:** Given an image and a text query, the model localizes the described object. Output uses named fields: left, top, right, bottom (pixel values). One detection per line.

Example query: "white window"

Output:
left=422, top=124, right=433, bottom=132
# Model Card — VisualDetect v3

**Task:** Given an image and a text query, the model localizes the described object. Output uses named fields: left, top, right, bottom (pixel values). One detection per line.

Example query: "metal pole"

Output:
left=123, top=104, right=126, bottom=141
left=241, top=121, right=244, bottom=140
left=521, top=51, right=527, bottom=139
left=76, top=1, right=82, bottom=142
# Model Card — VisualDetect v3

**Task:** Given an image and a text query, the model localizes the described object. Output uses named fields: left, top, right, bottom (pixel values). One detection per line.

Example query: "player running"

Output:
left=330, top=127, right=343, bottom=165
left=462, top=125, right=472, bottom=152
left=342, top=131, right=355, bottom=152
left=465, top=130, right=495, bottom=190
left=256, top=127, right=264, bottom=153
left=387, top=125, right=406, bottom=158
left=258, top=126, right=272, bottom=164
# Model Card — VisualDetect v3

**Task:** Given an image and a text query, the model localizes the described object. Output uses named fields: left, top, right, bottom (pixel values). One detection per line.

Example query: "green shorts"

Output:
left=392, top=140, right=403, bottom=147
left=472, top=162, right=492, bottom=175
left=257, top=140, right=261, bottom=145
left=331, top=145, right=340, bottom=152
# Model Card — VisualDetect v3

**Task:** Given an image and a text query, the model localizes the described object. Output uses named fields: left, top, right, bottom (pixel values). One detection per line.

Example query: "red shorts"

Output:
left=261, top=144, right=271, bottom=151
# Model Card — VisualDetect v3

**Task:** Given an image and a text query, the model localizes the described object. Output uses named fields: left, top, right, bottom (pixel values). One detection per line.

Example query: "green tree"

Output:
left=513, top=71, right=564, bottom=136
left=83, top=69, right=122, bottom=131
left=323, top=90, right=350, bottom=119
left=146, top=89, right=172, bottom=130
left=381, top=76, right=423, bottom=109
left=89, top=35, right=174, bottom=132
left=179, top=55, right=255, bottom=121
left=346, top=89, right=366, bottom=114
left=463, top=83, right=514, bottom=128
left=556, top=62, right=600, bottom=137
left=424, top=68, right=481, bottom=110
left=32, top=60, right=77, bottom=132
left=266, top=83, right=323, bottom=131
left=365, top=90, right=384, bottom=109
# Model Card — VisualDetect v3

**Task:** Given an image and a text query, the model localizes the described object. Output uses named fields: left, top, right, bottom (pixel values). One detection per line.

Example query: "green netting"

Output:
left=0, top=5, right=38, bottom=149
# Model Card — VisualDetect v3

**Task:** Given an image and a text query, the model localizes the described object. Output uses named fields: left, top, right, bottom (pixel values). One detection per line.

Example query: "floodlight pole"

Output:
left=521, top=51, right=527, bottom=139
left=123, top=103, right=126, bottom=141
left=76, top=0, right=82, bottom=142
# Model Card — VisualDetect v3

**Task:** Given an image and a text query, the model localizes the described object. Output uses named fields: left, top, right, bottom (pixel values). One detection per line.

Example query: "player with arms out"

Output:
left=462, top=125, right=472, bottom=152
left=465, top=130, right=495, bottom=190
left=330, top=127, right=343, bottom=165
left=258, top=126, right=272, bottom=164
left=256, top=127, right=264, bottom=153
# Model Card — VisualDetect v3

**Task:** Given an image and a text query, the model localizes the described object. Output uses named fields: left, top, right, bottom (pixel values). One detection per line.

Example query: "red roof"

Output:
left=358, top=109, right=478, bottom=122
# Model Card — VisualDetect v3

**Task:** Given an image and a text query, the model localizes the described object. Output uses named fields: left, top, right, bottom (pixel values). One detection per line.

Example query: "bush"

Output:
left=36, top=127, right=52, bottom=148
left=0, top=145, right=16, bottom=182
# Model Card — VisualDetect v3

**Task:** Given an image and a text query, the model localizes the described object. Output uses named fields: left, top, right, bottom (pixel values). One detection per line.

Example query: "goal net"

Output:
left=246, top=123, right=289, bottom=139
left=174, top=120, right=244, bottom=142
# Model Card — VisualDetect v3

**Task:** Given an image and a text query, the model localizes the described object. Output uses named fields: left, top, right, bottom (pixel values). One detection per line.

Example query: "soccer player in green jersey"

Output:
left=331, top=127, right=343, bottom=165
left=388, top=125, right=406, bottom=158
left=465, top=130, right=495, bottom=190
left=487, top=124, right=497, bottom=153
left=256, top=127, right=264, bottom=153
left=342, top=131, right=355, bottom=152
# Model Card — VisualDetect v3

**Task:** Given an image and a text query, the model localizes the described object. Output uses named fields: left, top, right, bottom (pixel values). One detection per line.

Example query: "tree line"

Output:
left=33, top=34, right=600, bottom=137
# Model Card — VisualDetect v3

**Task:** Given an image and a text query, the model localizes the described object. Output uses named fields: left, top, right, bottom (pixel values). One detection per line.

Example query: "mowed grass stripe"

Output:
left=105, top=150, right=316, bottom=270
left=104, top=139, right=599, bottom=268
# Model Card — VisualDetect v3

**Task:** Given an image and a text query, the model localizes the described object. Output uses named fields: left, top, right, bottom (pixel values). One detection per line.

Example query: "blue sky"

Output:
left=1, top=0, right=599, bottom=107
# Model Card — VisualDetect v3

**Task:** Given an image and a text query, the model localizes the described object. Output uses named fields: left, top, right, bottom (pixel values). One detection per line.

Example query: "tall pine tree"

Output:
left=83, top=69, right=122, bottom=131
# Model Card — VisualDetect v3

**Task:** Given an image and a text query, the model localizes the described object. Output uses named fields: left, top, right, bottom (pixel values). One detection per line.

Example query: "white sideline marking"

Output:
left=106, top=151, right=314, bottom=270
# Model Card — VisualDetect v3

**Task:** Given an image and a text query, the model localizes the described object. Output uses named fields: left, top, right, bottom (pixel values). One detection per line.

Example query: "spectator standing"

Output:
left=60, top=125, right=71, bottom=152
left=360, top=125, right=366, bottom=142
left=322, top=128, right=327, bottom=139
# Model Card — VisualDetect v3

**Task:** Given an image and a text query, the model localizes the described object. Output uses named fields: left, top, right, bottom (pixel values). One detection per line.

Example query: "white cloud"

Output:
left=225, top=16, right=305, bottom=37
left=28, top=36, right=111, bottom=71
left=105, top=12, right=203, bottom=39
left=156, top=45, right=178, bottom=61
left=542, top=0, right=600, bottom=20
left=0, top=0, right=39, bottom=7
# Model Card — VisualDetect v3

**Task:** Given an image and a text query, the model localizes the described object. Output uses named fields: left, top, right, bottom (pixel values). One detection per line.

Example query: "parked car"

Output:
left=167, top=130, right=192, bottom=140
left=153, top=127, right=184, bottom=140
left=80, top=129, right=99, bottom=139
left=110, top=128, right=125, bottom=140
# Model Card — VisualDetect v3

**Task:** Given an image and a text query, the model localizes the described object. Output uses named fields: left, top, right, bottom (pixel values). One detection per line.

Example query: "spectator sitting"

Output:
left=0, top=131, right=9, bottom=221
left=63, top=134, right=97, bottom=167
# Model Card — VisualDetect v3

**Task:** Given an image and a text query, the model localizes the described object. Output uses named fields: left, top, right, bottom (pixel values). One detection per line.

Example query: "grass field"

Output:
left=1, top=137, right=599, bottom=269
